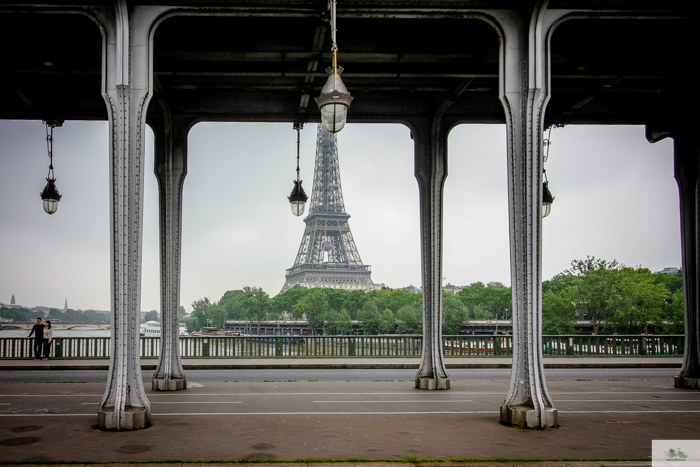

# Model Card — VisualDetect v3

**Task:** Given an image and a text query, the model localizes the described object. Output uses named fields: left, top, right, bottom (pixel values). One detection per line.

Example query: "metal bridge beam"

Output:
left=412, top=116, right=450, bottom=390
left=96, top=2, right=167, bottom=431
left=497, top=2, right=562, bottom=428
left=150, top=104, right=188, bottom=391
left=671, top=127, right=700, bottom=390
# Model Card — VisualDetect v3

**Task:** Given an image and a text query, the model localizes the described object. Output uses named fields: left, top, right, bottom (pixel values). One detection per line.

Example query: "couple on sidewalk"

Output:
left=28, top=317, right=53, bottom=360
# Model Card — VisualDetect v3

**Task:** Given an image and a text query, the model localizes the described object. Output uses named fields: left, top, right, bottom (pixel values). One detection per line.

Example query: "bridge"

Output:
left=1, top=0, right=698, bottom=431
left=0, top=322, right=111, bottom=331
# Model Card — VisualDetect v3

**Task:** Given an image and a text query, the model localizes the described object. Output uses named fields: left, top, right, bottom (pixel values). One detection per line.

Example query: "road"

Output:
left=0, top=367, right=679, bottom=383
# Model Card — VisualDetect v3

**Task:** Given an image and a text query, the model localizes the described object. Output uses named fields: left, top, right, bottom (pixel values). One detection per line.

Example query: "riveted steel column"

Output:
left=497, top=3, right=560, bottom=427
left=152, top=110, right=188, bottom=391
left=412, top=117, right=450, bottom=390
left=673, top=128, right=700, bottom=389
left=97, top=2, right=166, bottom=430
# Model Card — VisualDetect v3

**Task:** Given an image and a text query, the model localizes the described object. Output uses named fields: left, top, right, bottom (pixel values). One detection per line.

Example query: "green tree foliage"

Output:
left=190, top=309, right=206, bottom=331
left=652, top=269, right=683, bottom=294
left=337, top=309, right=353, bottom=335
left=455, top=282, right=506, bottom=320
left=607, top=268, right=669, bottom=333
left=0, top=307, right=34, bottom=322
left=178, top=305, right=186, bottom=317
left=325, top=308, right=340, bottom=335
left=442, top=294, right=467, bottom=335
left=297, top=289, right=329, bottom=333
left=565, top=257, right=623, bottom=334
left=358, top=300, right=381, bottom=334
left=206, top=304, right=227, bottom=329
left=397, top=305, right=422, bottom=334
left=271, top=285, right=310, bottom=319
left=661, top=288, right=685, bottom=334
left=237, top=286, right=271, bottom=333
left=218, top=290, right=245, bottom=320
left=542, top=289, right=577, bottom=334
left=379, top=308, right=396, bottom=333
left=142, top=310, right=159, bottom=322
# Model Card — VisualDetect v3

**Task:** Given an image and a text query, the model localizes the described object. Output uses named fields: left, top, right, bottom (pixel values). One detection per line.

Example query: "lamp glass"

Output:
left=291, top=200, right=306, bottom=217
left=542, top=202, right=551, bottom=218
left=320, top=102, right=348, bottom=133
left=43, top=198, right=58, bottom=215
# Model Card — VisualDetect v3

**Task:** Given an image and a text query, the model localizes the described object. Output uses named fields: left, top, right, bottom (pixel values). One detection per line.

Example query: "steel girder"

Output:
left=150, top=105, right=188, bottom=391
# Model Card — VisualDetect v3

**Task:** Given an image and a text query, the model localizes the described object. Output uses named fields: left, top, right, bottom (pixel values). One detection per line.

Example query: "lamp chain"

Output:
left=296, top=126, right=301, bottom=182
left=330, top=0, right=338, bottom=90
left=46, top=124, right=55, bottom=180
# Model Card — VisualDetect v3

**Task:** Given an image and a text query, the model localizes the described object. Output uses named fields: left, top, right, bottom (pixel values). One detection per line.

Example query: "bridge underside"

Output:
left=1, top=0, right=698, bottom=431
left=0, top=6, right=690, bottom=127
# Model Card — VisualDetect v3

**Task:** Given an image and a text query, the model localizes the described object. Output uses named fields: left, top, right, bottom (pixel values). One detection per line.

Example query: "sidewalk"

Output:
left=0, top=356, right=682, bottom=371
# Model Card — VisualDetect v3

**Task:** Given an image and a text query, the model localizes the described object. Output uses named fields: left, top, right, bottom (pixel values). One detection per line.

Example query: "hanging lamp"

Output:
left=315, top=0, right=353, bottom=133
left=40, top=120, right=63, bottom=215
left=288, top=123, right=308, bottom=216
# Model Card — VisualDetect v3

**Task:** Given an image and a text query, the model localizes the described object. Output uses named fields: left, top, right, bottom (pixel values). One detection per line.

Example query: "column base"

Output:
left=97, top=406, right=150, bottom=431
left=675, top=375, right=700, bottom=389
left=500, top=403, right=558, bottom=428
left=152, top=376, right=187, bottom=391
left=415, top=375, right=450, bottom=390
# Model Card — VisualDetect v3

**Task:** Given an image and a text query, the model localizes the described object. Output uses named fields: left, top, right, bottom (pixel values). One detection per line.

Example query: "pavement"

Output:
left=0, top=356, right=683, bottom=371
left=1, top=374, right=698, bottom=464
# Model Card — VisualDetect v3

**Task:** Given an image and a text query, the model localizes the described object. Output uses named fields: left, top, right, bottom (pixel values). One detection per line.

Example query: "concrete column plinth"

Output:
left=675, top=376, right=700, bottom=389
left=98, top=406, right=150, bottom=431
left=416, top=376, right=450, bottom=390
left=500, top=404, right=558, bottom=429
left=152, top=376, right=186, bottom=391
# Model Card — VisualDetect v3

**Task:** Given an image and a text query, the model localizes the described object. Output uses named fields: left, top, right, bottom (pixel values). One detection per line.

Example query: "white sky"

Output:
left=0, top=121, right=680, bottom=312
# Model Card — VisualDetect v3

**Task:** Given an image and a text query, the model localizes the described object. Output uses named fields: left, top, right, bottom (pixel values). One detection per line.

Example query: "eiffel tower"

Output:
left=281, top=125, right=374, bottom=293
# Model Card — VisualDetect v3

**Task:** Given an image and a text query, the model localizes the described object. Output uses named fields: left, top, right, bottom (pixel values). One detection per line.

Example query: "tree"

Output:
left=219, top=290, right=245, bottom=320
left=337, top=309, right=353, bottom=335
left=297, top=289, right=329, bottom=334
left=379, top=308, right=396, bottom=333
left=607, top=267, right=669, bottom=333
left=271, top=285, right=309, bottom=319
left=565, top=257, right=623, bottom=334
left=442, top=294, right=467, bottom=335
left=397, top=305, right=422, bottom=334
left=237, top=286, right=271, bottom=333
left=178, top=306, right=186, bottom=317
left=206, top=304, right=227, bottom=329
left=542, top=289, right=577, bottom=334
left=358, top=300, right=381, bottom=334
left=191, top=297, right=212, bottom=316
left=142, top=310, right=159, bottom=322
left=661, top=288, right=685, bottom=334
left=325, top=308, right=340, bottom=335
left=190, top=309, right=206, bottom=331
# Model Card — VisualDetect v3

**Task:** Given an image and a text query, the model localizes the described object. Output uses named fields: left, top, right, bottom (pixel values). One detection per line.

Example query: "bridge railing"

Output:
left=0, top=334, right=684, bottom=359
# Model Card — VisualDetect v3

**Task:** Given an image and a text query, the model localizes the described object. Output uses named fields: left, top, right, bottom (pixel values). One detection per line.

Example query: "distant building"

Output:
left=443, top=282, right=463, bottom=294
left=654, top=267, right=679, bottom=275
left=63, top=298, right=68, bottom=312
left=10, top=295, right=15, bottom=305
left=401, top=285, right=422, bottom=294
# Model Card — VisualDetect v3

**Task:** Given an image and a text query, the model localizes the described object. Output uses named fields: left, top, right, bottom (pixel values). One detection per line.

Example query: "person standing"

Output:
left=27, top=317, right=44, bottom=360
left=42, top=321, right=53, bottom=360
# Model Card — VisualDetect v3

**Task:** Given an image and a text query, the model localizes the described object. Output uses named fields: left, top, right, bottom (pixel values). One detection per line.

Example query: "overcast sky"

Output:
left=0, top=120, right=679, bottom=312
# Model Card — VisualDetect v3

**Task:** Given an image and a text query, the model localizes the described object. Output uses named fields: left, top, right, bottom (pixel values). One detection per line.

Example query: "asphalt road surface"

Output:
left=0, top=367, right=679, bottom=383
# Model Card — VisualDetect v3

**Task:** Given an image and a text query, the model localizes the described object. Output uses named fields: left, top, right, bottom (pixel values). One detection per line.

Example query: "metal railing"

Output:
left=0, top=334, right=684, bottom=359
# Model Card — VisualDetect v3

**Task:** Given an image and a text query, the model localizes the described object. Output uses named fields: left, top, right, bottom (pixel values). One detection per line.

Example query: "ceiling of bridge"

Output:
left=0, top=5, right=693, bottom=127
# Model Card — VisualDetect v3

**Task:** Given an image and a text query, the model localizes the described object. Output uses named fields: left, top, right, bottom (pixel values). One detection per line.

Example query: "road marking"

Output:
left=313, top=400, right=473, bottom=403
left=0, top=403, right=9, bottom=405
left=555, top=399, right=700, bottom=402
left=0, top=414, right=94, bottom=417
left=79, top=402, right=241, bottom=405
left=0, top=394, right=102, bottom=397
left=564, top=410, right=700, bottom=413
left=153, top=411, right=496, bottom=415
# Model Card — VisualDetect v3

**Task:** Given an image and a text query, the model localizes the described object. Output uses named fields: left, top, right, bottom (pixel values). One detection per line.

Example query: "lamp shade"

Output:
left=542, top=181, right=554, bottom=218
left=315, top=67, right=353, bottom=134
left=40, top=178, right=62, bottom=215
left=288, top=179, right=308, bottom=217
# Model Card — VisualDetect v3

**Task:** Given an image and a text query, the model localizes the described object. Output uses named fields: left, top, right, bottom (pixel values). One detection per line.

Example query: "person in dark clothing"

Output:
left=28, top=317, right=44, bottom=360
